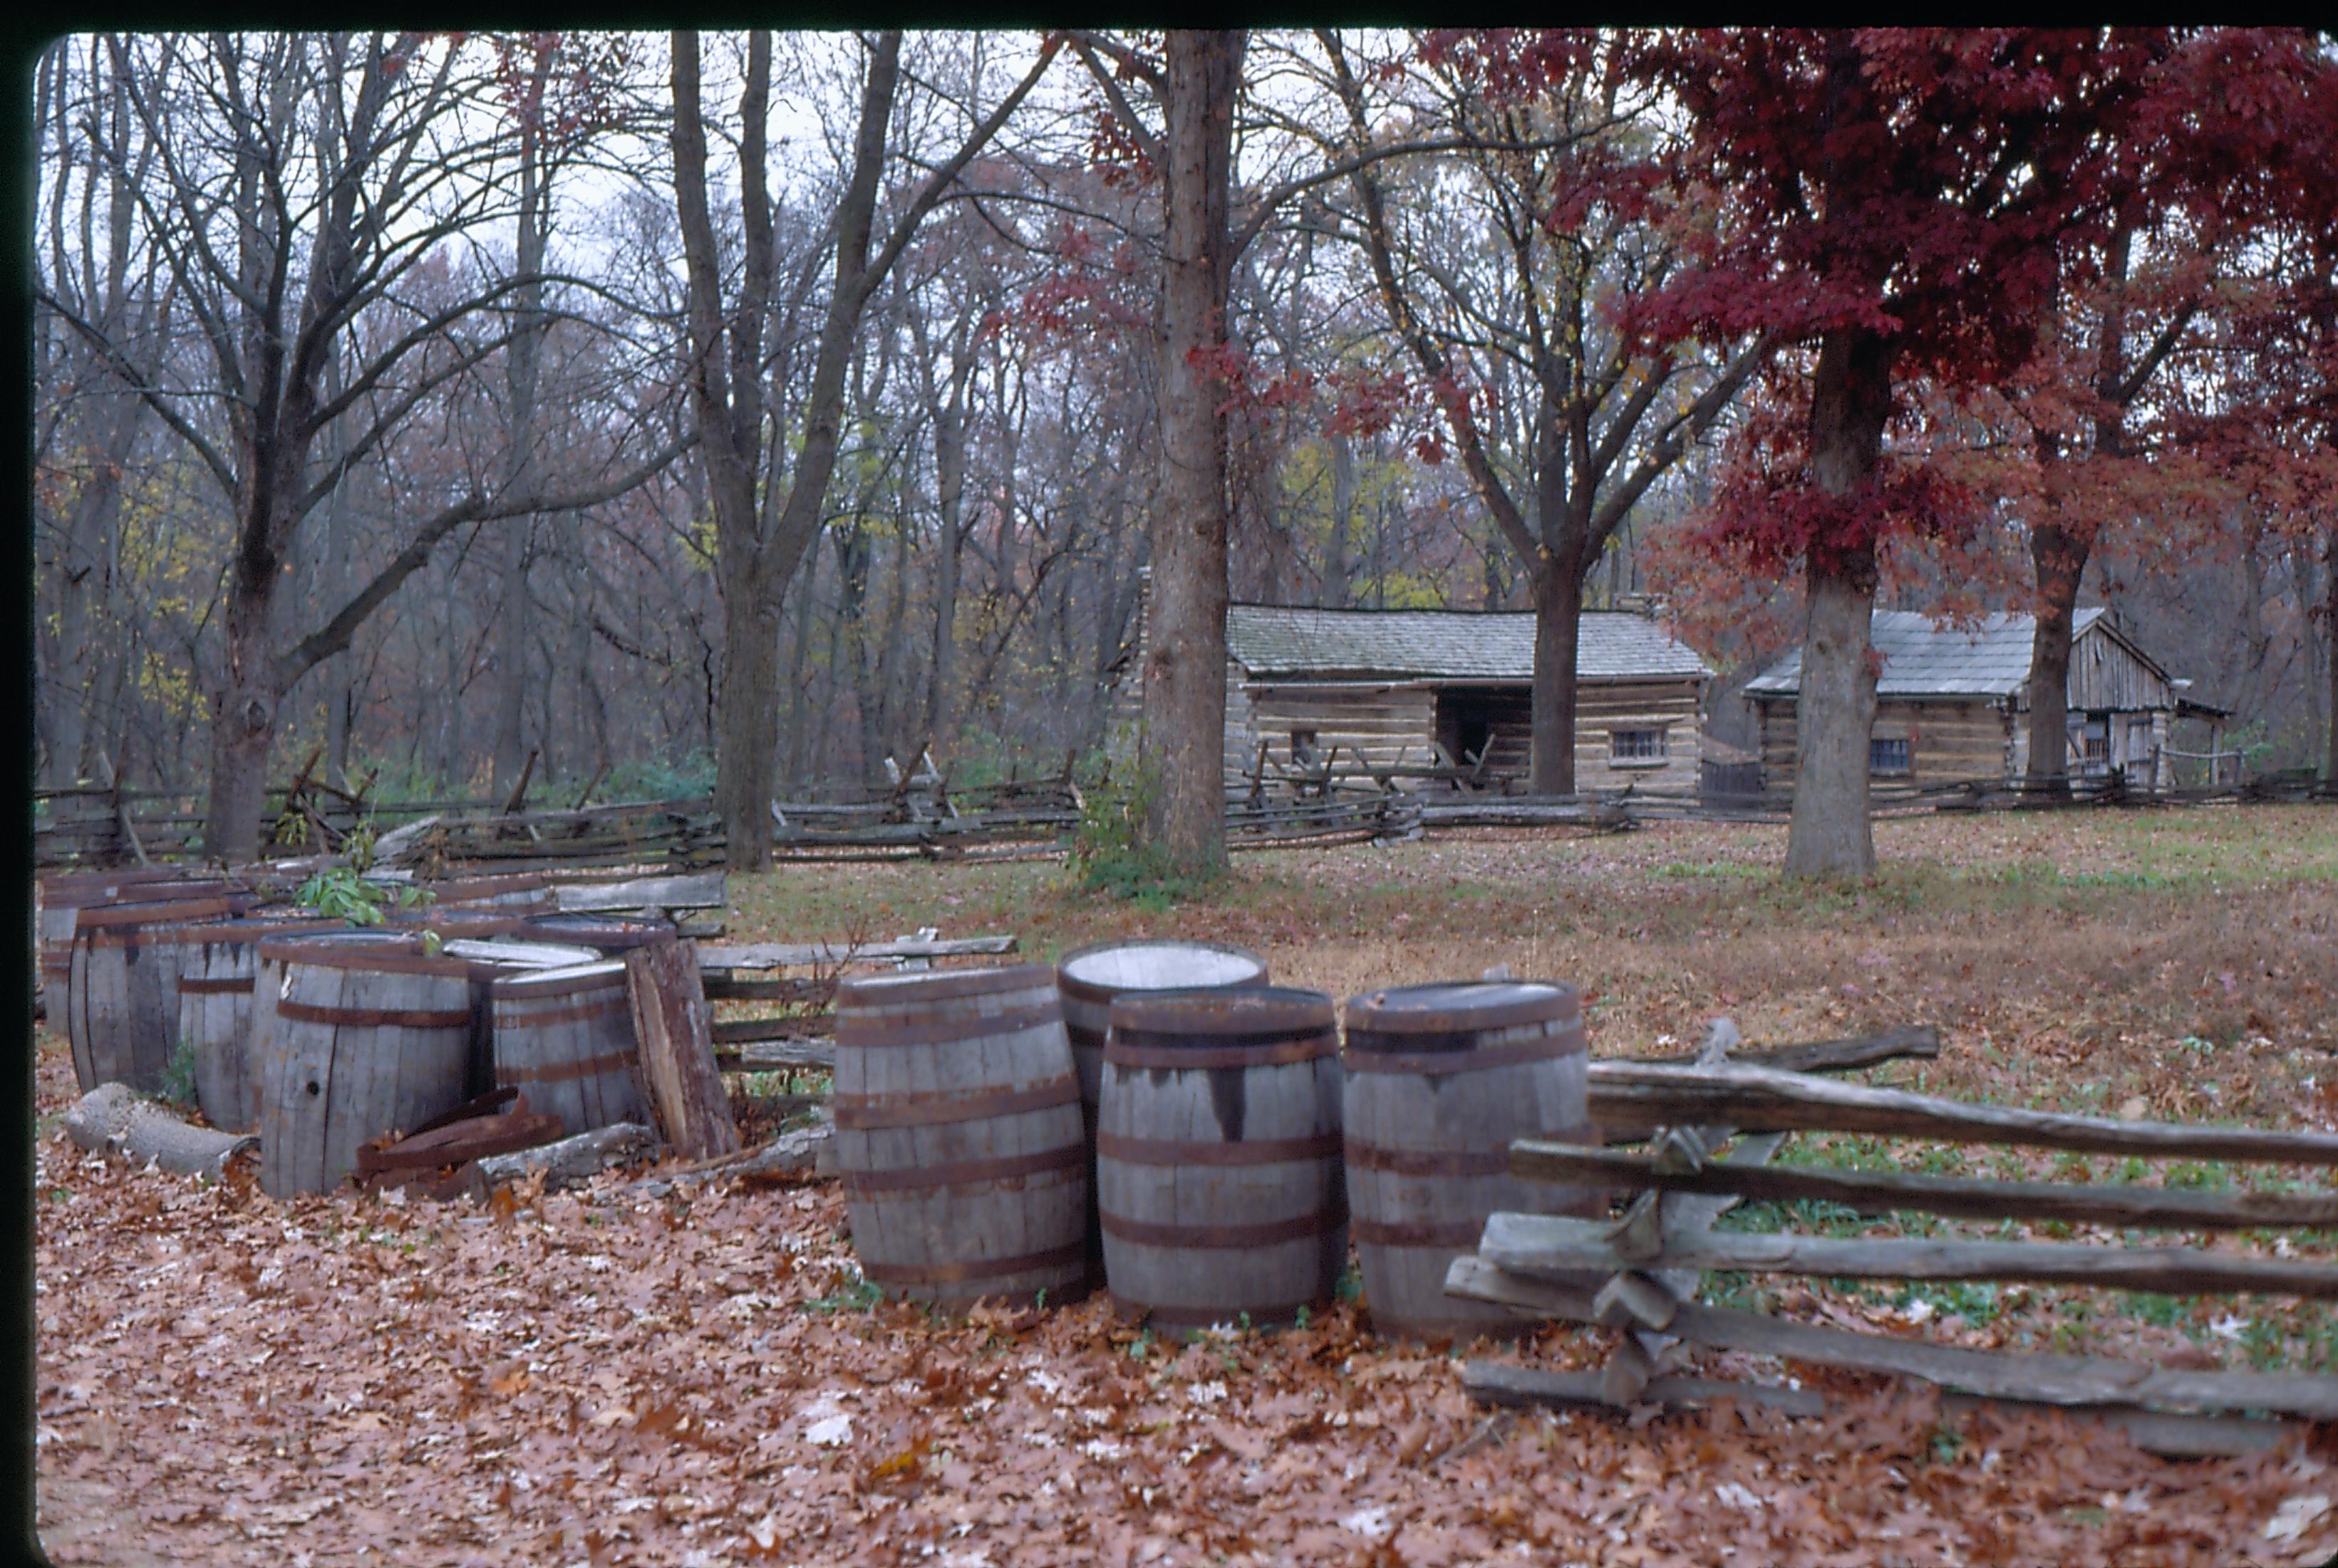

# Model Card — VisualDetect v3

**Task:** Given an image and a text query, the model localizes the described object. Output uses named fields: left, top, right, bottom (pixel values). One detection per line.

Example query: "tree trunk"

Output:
left=1530, top=564, right=1581, bottom=794
left=1325, top=434, right=1355, bottom=608
left=2327, top=521, right=2338, bottom=786
left=2024, top=521, right=2088, bottom=791
left=715, top=578, right=781, bottom=861
left=1143, top=28, right=1245, bottom=873
left=927, top=368, right=967, bottom=749
left=1784, top=327, right=1892, bottom=881
left=207, top=573, right=283, bottom=863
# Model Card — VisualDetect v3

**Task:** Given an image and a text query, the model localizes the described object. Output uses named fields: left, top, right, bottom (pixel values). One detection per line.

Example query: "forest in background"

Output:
left=30, top=30, right=2337, bottom=850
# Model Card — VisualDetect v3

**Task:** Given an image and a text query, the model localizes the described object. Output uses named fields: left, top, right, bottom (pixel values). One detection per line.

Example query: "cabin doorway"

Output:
left=1434, top=689, right=1532, bottom=775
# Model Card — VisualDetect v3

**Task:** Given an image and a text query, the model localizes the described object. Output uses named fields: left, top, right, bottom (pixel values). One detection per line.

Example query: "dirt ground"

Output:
left=32, top=806, right=2338, bottom=1565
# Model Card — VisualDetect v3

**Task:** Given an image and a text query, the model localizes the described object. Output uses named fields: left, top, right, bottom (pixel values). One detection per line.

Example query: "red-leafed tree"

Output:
left=1627, top=28, right=2200, bottom=877
left=1999, top=30, right=2337, bottom=791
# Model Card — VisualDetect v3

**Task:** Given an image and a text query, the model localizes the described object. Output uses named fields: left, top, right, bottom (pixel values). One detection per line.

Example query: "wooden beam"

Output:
left=1587, top=1061, right=2338, bottom=1165
left=1508, top=1141, right=2338, bottom=1233
left=715, top=1039, right=837, bottom=1074
left=1605, top=1025, right=1940, bottom=1075
left=1442, top=1256, right=2338, bottom=1421
left=695, top=934, right=1017, bottom=970
left=1481, top=1212, right=2338, bottom=1299
left=1458, top=1363, right=2295, bottom=1459
left=554, top=873, right=726, bottom=913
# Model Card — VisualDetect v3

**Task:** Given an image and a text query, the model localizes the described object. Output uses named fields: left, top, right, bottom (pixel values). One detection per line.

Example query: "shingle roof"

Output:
left=1223, top=604, right=1710, bottom=682
left=1742, top=608, right=2109, bottom=700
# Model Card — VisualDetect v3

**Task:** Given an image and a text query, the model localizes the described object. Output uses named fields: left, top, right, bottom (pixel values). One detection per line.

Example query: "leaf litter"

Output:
left=35, top=809, right=2338, bottom=1564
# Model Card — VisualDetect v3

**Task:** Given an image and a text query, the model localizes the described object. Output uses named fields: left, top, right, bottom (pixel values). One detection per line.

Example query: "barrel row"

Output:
left=832, top=950, right=1598, bottom=1343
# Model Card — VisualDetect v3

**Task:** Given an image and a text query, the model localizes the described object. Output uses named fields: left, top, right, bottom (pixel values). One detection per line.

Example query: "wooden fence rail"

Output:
left=1448, top=1046, right=2338, bottom=1455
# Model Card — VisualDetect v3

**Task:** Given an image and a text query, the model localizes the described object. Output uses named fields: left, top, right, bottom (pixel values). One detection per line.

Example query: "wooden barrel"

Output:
left=67, top=895, right=244, bottom=1094
left=42, top=873, right=236, bottom=1037
left=443, top=938, right=604, bottom=1100
left=1342, top=981, right=1599, bottom=1343
left=255, top=933, right=478, bottom=1197
left=245, top=929, right=418, bottom=1135
left=492, top=961, right=644, bottom=1138
left=519, top=911, right=676, bottom=951
left=1058, top=940, right=1271, bottom=1280
left=832, top=964, right=1087, bottom=1308
left=1096, top=987, right=1346, bottom=1331
left=175, top=915, right=343, bottom=1132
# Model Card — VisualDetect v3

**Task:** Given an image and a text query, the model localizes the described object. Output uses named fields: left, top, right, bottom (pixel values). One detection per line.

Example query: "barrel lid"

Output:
left=1107, top=985, right=1335, bottom=1038
left=257, top=929, right=471, bottom=977
left=1058, top=940, right=1268, bottom=1000
left=520, top=911, right=677, bottom=950
left=492, top=959, right=629, bottom=995
left=1341, top=980, right=1579, bottom=1039
left=837, top=962, right=1054, bottom=1007
left=74, top=895, right=240, bottom=931
left=441, top=938, right=603, bottom=976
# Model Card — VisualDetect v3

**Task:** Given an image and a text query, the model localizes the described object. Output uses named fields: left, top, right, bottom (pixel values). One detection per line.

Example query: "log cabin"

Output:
left=1742, top=608, right=2198, bottom=792
left=1112, top=589, right=1712, bottom=791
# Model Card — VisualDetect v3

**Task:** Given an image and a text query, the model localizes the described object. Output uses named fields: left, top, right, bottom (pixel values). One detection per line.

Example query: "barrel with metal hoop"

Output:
left=255, top=931, right=479, bottom=1197
left=1342, top=980, right=1599, bottom=1342
left=442, top=938, right=606, bottom=1100
left=67, top=893, right=249, bottom=1094
left=174, top=913, right=343, bottom=1132
left=831, top=964, right=1087, bottom=1308
left=491, top=960, right=645, bottom=1138
left=1057, top=940, right=1270, bottom=1279
left=38, top=868, right=225, bottom=1032
left=1096, top=986, right=1346, bottom=1331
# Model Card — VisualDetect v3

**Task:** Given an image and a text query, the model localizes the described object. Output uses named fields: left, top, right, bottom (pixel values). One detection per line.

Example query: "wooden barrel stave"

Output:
left=1097, top=987, right=1345, bottom=1330
left=175, top=918, right=341, bottom=1133
left=833, top=965, right=1087, bottom=1307
left=1343, top=981, right=1600, bottom=1343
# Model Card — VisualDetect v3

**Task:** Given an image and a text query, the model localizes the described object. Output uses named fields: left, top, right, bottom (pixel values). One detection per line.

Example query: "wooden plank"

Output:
left=1507, top=1141, right=2338, bottom=1233
left=710, top=1014, right=831, bottom=1046
left=1458, top=1363, right=2294, bottom=1459
left=624, top=941, right=742, bottom=1161
left=553, top=873, right=726, bottom=913
left=701, top=975, right=832, bottom=1004
left=1588, top=1061, right=2338, bottom=1165
left=1463, top=1361, right=1830, bottom=1416
left=695, top=934, right=1017, bottom=970
left=715, top=1039, right=837, bottom=1074
left=1480, top=1212, right=2338, bottom=1299
left=1606, top=1025, right=1940, bottom=1074
left=1441, top=1256, right=2338, bottom=1421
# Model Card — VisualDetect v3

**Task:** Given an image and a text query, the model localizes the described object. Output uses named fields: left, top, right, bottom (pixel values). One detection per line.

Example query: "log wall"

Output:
left=1757, top=697, right=2013, bottom=791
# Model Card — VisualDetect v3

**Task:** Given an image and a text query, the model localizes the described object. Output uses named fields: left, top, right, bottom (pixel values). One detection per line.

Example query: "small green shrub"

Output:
left=1065, top=752, right=1213, bottom=903
left=294, top=866, right=388, bottom=925
left=161, top=1039, right=200, bottom=1110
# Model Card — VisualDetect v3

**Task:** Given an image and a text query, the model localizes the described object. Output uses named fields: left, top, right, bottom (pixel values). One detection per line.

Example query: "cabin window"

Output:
left=1290, top=729, right=1318, bottom=764
left=1609, top=728, right=1668, bottom=766
left=1870, top=737, right=1912, bottom=776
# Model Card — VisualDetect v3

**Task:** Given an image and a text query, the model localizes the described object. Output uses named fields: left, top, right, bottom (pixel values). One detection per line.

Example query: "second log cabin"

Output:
left=1742, top=608, right=2212, bottom=792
